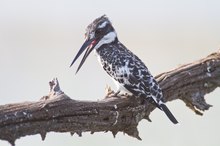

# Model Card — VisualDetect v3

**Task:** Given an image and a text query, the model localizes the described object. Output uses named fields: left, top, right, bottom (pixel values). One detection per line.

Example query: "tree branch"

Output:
left=0, top=50, right=220, bottom=145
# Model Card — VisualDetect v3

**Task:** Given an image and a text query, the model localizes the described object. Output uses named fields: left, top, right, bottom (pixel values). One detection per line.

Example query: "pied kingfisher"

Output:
left=70, top=15, right=178, bottom=124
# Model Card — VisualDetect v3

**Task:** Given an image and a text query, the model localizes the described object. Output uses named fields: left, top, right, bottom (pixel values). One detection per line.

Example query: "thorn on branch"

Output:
left=90, top=131, right=95, bottom=134
left=111, top=130, right=118, bottom=138
left=124, top=126, right=142, bottom=140
left=105, top=85, right=115, bottom=98
left=76, top=131, right=82, bottom=137
left=70, top=132, right=74, bottom=136
left=49, top=78, right=64, bottom=96
left=144, top=115, right=152, bottom=122
left=40, top=131, right=47, bottom=141
left=40, top=78, right=65, bottom=100
left=9, top=140, right=15, bottom=146
left=70, top=131, right=82, bottom=137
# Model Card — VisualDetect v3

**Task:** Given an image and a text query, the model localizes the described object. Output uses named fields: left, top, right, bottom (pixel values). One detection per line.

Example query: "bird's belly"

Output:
left=96, top=54, right=132, bottom=93
left=113, top=79, right=132, bottom=94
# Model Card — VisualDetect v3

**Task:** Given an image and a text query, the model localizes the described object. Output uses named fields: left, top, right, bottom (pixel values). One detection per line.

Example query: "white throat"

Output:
left=93, top=31, right=117, bottom=50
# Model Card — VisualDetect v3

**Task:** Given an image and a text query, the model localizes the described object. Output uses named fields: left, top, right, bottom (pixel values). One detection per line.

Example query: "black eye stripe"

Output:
left=95, top=29, right=102, bottom=35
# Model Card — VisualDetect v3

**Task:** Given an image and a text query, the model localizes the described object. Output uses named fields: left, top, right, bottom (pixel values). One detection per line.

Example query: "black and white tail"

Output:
left=160, top=103, right=178, bottom=124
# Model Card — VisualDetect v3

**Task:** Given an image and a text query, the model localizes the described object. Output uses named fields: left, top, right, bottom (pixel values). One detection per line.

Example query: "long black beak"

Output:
left=70, top=38, right=96, bottom=74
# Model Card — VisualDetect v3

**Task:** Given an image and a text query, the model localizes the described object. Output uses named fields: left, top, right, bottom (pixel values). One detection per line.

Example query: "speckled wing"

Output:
left=126, top=62, right=162, bottom=100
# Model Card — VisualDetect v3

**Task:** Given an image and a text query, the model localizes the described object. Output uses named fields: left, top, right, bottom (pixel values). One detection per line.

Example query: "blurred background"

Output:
left=0, top=0, right=220, bottom=146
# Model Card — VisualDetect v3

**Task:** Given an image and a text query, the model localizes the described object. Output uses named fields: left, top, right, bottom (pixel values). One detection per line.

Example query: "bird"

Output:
left=70, top=15, right=178, bottom=124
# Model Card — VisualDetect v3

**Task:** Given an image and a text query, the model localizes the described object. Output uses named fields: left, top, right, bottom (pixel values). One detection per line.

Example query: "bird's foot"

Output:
left=105, top=86, right=121, bottom=98
left=105, top=86, right=114, bottom=98
left=113, top=90, right=121, bottom=97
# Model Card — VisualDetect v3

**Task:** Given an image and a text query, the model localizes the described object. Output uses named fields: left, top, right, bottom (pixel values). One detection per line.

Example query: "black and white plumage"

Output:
left=70, top=15, right=178, bottom=124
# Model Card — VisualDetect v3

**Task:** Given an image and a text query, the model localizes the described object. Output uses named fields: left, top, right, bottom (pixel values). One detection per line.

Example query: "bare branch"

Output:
left=0, top=50, right=219, bottom=145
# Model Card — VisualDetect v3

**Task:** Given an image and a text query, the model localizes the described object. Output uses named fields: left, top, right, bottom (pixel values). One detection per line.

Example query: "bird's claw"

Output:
left=105, top=86, right=122, bottom=98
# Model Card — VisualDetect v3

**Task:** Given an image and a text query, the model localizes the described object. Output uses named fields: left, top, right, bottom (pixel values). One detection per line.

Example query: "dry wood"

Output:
left=0, top=50, right=219, bottom=145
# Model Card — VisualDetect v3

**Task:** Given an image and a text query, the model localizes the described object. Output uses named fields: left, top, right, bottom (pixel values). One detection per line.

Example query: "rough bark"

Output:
left=0, top=50, right=220, bottom=145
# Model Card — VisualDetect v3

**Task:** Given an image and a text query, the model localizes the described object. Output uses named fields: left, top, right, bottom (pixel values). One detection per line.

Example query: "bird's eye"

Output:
left=95, top=29, right=102, bottom=35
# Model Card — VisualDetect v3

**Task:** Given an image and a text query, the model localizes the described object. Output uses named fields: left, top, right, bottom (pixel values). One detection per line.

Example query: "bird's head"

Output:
left=70, top=15, right=117, bottom=73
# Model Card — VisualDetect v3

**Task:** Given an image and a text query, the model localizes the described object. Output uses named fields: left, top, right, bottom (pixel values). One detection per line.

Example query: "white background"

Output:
left=0, top=0, right=220, bottom=146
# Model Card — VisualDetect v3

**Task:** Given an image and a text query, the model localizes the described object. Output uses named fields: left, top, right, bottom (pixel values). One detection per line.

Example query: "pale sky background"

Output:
left=0, top=0, right=220, bottom=146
